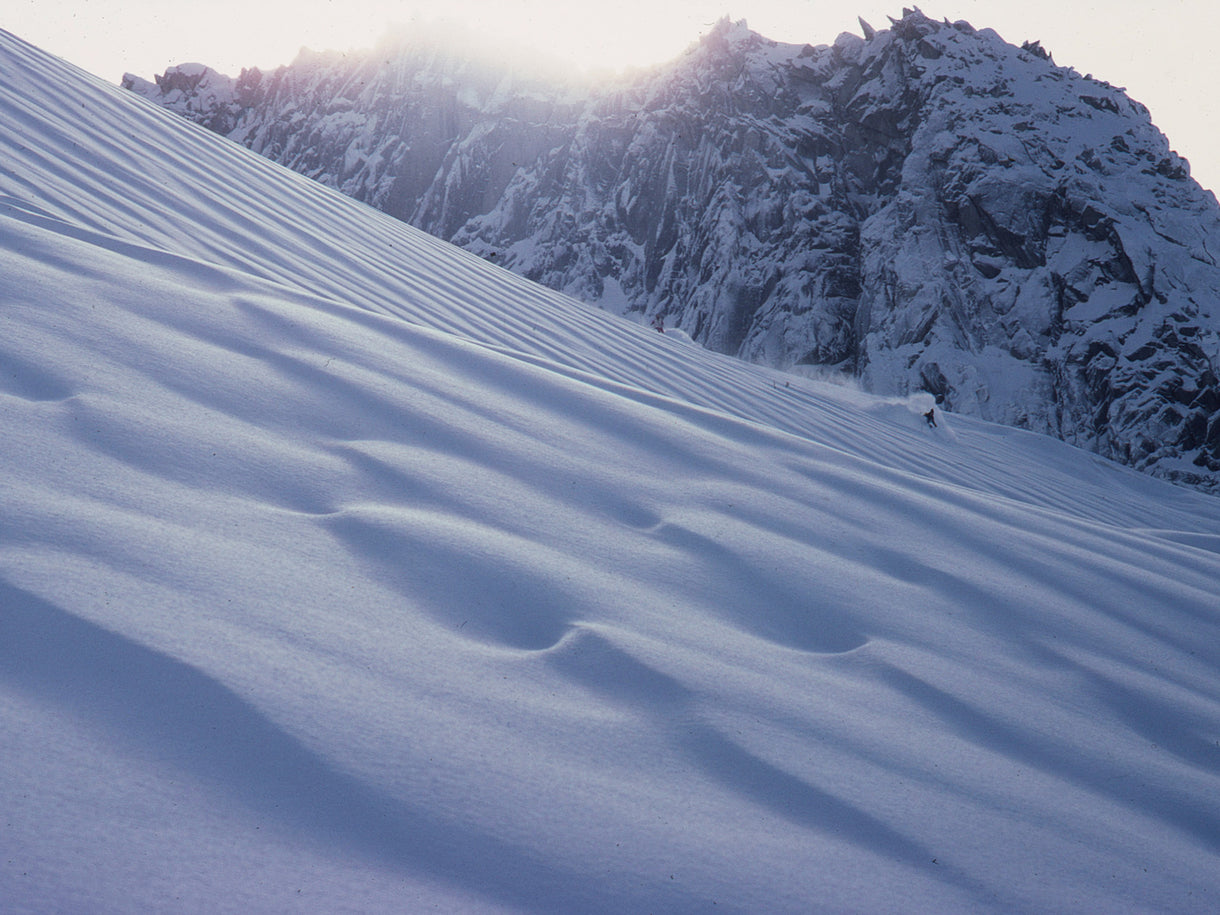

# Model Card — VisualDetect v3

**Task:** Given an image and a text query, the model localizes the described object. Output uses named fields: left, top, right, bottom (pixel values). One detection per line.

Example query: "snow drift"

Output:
left=4, top=27, right=1220, bottom=913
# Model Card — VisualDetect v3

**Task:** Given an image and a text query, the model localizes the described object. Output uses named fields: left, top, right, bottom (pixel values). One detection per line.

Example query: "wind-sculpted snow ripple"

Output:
left=645, top=520, right=868, bottom=655
left=6, top=28, right=1220, bottom=913
left=0, top=581, right=729, bottom=913
left=325, top=506, right=583, bottom=651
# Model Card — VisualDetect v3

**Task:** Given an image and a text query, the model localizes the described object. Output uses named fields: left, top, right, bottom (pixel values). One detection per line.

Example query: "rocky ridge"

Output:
left=123, top=10, right=1220, bottom=490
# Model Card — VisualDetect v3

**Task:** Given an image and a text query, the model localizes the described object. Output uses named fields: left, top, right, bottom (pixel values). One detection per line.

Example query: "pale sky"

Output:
left=7, top=1, right=1219, bottom=192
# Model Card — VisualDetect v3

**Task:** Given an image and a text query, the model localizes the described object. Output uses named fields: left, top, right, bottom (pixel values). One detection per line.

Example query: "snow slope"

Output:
left=4, top=28, right=1220, bottom=913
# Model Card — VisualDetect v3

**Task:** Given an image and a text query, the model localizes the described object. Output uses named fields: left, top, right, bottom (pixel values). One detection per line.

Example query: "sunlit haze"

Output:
left=6, top=1, right=1220, bottom=192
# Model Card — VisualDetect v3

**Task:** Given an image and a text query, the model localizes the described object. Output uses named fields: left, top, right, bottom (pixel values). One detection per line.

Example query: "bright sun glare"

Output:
left=259, top=1, right=722, bottom=75
left=9, top=0, right=839, bottom=81
left=0, top=2, right=956, bottom=81
left=6, top=0, right=1220, bottom=192
left=105, top=1, right=727, bottom=79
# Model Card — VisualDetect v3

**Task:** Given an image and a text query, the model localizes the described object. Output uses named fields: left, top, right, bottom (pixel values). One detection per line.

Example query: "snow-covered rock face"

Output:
left=124, top=10, right=1220, bottom=492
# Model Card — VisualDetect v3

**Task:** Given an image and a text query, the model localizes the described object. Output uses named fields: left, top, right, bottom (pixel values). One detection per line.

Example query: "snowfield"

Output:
left=3, top=28, right=1220, bottom=914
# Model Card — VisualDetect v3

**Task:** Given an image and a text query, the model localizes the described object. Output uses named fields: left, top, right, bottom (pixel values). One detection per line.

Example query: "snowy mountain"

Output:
left=123, top=10, right=1220, bottom=493
left=6, top=24, right=1220, bottom=914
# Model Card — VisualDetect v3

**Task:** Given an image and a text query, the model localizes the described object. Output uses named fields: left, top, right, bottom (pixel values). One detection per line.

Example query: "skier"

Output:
left=924, top=407, right=937, bottom=428
left=651, top=314, right=665, bottom=333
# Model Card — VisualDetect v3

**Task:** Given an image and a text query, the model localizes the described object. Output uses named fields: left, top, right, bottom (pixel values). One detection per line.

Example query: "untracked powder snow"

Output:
left=3, top=25, right=1220, bottom=914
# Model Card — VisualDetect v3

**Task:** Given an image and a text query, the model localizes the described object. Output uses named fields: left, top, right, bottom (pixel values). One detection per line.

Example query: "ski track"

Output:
left=4, top=27, right=1220, bottom=914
